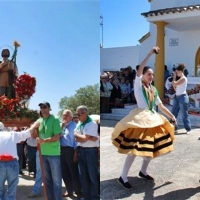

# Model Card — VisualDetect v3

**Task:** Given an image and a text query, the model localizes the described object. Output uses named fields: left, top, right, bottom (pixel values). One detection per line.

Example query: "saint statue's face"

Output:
left=1, top=49, right=10, bottom=58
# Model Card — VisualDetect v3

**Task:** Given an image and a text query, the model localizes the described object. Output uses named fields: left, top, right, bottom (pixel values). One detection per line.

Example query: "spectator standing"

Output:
left=74, top=105, right=99, bottom=200
left=119, top=78, right=129, bottom=103
left=127, top=66, right=136, bottom=88
left=0, top=122, right=39, bottom=200
left=171, top=64, right=191, bottom=134
left=125, top=79, right=132, bottom=103
left=110, top=79, right=123, bottom=108
left=36, top=101, right=62, bottom=200
left=14, top=127, right=25, bottom=175
left=27, top=149, right=42, bottom=198
left=28, top=111, right=43, bottom=198
left=26, top=134, right=37, bottom=178
left=164, top=65, right=170, bottom=81
left=100, top=73, right=113, bottom=113
left=60, top=109, right=82, bottom=198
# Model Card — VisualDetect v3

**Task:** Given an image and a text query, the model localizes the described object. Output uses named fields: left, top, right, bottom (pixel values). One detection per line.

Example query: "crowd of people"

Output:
left=100, top=66, right=137, bottom=113
left=0, top=103, right=100, bottom=200
left=100, top=59, right=191, bottom=116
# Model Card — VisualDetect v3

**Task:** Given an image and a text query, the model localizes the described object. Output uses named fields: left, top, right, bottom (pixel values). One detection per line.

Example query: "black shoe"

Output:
left=62, top=192, right=73, bottom=197
left=139, top=171, right=154, bottom=181
left=19, top=171, right=24, bottom=175
left=73, top=192, right=83, bottom=198
left=118, top=177, right=133, bottom=190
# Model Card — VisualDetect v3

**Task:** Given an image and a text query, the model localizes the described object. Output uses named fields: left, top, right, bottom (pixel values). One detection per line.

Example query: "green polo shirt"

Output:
left=38, top=115, right=61, bottom=156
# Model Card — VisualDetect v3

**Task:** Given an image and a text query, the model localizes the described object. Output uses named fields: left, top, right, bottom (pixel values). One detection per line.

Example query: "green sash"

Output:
left=142, top=84, right=158, bottom=113
left=76, top=116, right=93, bottom=131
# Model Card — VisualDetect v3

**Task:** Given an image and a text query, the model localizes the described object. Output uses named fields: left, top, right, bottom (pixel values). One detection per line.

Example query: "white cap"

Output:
left=0, top=122, right=4, bottom=131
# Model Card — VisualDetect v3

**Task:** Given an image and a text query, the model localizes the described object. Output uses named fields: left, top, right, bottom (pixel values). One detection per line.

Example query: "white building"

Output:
left=100, top=0, right=200, bottom=98
left=100, top=46, right=140, bottom=73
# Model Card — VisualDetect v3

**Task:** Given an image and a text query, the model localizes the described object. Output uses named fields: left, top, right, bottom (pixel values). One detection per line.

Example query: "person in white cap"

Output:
left=0, top=121, right=39, bottom=200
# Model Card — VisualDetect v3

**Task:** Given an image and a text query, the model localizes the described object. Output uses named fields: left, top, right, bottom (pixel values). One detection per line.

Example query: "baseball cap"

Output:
left=0, top=122, right=4, bottom=131
left=38, top=102, right=51, bottom=110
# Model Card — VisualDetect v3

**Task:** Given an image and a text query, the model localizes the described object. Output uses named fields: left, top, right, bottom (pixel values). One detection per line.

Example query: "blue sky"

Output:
left=100, top=0, right=150, bottom=47
left=0, top=0, right=99, bottom=117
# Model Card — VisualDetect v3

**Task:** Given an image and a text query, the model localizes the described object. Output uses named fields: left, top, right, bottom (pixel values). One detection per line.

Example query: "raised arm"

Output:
left=172, top=71, right=185, bottom=87
left=137, top=46, right=160, bottom=77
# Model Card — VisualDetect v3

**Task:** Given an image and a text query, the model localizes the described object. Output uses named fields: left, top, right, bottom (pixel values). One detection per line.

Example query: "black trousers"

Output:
left=27, top=145, right=37, bottom=174
left=17, top=144, right=24, bottom=172
left=60, top=146, right=82, bottom=194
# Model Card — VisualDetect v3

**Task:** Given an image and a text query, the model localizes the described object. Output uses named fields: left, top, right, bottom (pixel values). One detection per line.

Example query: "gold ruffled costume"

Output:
left=112, top=108, right=174, bottom=158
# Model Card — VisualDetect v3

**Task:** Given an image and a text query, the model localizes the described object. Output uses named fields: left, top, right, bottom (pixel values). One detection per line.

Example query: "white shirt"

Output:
left=165, top=78, right=172, bottom=90
left=101, top=82, right=113, bottom=97
left=75, top=121, right=99, bottom=148
left=175, top=76, right=187, bottom=96
left=0, top=130, right=30, bottom=159
left=134, top=75, right=161, bottom=109
left=26, top=137, right=37, bottom=147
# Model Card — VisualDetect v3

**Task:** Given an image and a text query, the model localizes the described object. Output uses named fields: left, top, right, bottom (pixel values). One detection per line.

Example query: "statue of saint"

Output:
left=0, top=48, right=18, bottom=98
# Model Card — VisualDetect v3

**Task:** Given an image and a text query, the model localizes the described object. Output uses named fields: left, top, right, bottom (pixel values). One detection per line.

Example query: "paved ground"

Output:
left=15, top=171, right=79, bottom=200
left=100, top=119, right=200, bottom=200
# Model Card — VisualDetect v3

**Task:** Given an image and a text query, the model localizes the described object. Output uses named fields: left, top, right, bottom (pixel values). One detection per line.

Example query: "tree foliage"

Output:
left=58, top=84, right=100, bottom=117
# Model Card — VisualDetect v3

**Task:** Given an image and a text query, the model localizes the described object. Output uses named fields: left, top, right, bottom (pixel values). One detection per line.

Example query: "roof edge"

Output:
left=138, top=32, right=150, bottom=43
left=141, top=4, right=200, bottom=17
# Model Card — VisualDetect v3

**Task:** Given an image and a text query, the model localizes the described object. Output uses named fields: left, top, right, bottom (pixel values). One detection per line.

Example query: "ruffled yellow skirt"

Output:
left=112, top=108, right=174, bottom=158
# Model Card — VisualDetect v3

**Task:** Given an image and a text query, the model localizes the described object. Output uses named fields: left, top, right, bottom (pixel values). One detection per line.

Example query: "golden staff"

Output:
left=10, top=40, right=20, bottom=63
left=35, top=128, right=48, bottom=200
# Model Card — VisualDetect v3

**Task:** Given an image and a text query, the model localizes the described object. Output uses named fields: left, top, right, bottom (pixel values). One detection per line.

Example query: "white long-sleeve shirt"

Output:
left=0, top=130, right=31, bottom=159
left=134, top=75, right=161, bottom=109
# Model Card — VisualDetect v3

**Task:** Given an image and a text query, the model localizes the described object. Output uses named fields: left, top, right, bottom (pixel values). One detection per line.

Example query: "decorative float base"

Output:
left=1, top=118, right=33, bottom=127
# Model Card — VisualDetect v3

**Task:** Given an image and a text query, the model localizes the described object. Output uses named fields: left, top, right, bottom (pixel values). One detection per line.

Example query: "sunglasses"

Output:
left=40, top=106, right=47, bottom=109
left=76, top=113, right=85, bottom=117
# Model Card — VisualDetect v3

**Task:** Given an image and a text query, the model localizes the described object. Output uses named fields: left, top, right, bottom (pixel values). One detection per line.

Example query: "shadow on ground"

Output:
left=100, top=177, right=155, bottom=200
left=16, top=185, right=78, bottom=200
left=100, top=177, right=200, bottom=200
left=154, top=186, right=200, bottom=200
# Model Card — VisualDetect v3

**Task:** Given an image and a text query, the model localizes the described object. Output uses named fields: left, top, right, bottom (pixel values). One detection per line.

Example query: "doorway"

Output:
left=195, top=47, right=200, bottom=76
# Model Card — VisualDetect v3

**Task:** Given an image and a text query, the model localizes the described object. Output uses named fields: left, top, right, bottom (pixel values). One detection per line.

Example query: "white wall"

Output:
left=151, top=0, right=178, bottom=10
left=151, top=0, right=198, bottom=10
left=165, top=29, right=200, bottom=76
left=100, top=46, right=141, bottom=73
left=139, top=22, right=200, bottom=76
left=100, top=0, right=200, bottom=76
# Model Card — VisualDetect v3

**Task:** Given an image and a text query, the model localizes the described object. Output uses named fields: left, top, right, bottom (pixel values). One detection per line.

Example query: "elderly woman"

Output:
left=100, top=73, right=113, bottom=113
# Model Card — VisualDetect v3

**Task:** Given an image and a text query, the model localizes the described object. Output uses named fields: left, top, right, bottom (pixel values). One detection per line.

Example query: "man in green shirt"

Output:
left=36, top=102, right=62, bottom=200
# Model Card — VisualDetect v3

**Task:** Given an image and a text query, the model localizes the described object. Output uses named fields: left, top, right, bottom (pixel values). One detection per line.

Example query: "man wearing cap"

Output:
left=0, top=49, right=18, bottom=97
left=36, top=102, right=62, bottom=200
left=0, top=121, right=39, bottom=200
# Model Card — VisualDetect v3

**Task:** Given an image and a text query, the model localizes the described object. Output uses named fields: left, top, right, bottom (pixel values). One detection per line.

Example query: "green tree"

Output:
left=58, top=83, right=100, bottom=117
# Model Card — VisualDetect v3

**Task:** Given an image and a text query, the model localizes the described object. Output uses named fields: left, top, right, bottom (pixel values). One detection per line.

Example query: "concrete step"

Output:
left=100, top=113, right=124, bottom=121
left=111, top=108, right=132, bottom=115
left=101, top=104, right=200, bottom=127
left=124, top=104, right=137, bottom=109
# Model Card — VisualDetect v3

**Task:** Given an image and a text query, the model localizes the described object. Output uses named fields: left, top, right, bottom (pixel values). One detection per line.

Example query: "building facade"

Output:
left=100, top=0, right=200, bottom=98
